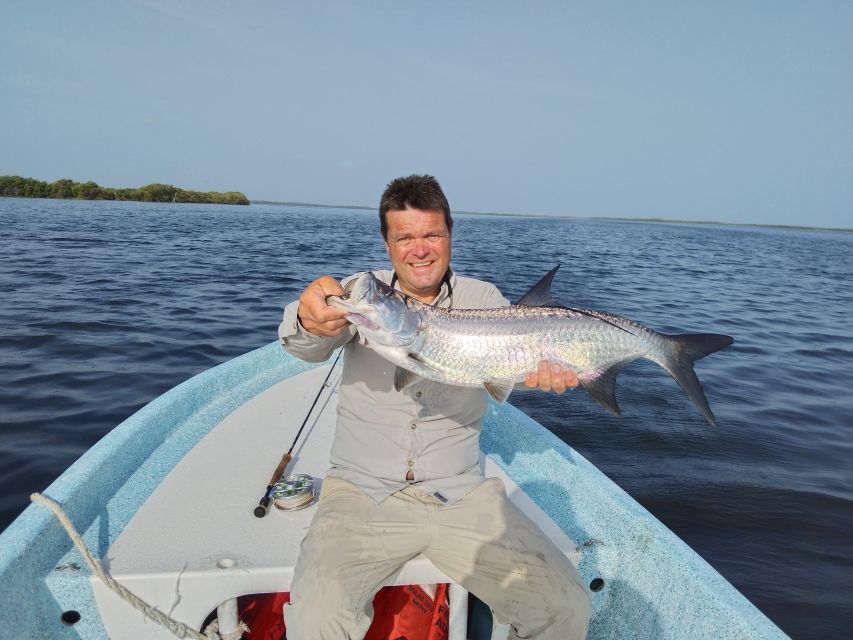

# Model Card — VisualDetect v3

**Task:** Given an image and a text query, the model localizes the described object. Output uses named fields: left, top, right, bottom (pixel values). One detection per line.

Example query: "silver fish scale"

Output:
left=416, top=305, right=664, bottom=385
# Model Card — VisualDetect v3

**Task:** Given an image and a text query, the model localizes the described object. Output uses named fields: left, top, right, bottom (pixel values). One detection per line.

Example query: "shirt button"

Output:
left=410, top=423, right=417, bottom=430
left=415, top=391, right=423, bottom=398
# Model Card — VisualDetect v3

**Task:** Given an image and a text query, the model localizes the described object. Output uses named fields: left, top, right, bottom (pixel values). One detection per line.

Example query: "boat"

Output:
left=0, top=343, right=789, bottom=639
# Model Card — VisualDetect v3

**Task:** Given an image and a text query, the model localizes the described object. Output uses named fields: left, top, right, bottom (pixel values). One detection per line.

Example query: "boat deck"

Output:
left=93, top=364, right=580, bottom=638
left=0, top=344, right=790, bottom=639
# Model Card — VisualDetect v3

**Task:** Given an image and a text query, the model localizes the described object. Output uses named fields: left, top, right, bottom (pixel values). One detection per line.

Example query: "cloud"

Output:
left=136, top=0, right=280, bottom=56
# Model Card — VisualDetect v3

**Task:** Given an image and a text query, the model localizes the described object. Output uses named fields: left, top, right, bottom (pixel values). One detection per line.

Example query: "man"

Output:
left=279, top=175, right=592, bottom=639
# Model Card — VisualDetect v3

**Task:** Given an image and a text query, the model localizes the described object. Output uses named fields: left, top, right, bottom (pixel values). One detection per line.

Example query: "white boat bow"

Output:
left=0, top=343, right=788, bottom=639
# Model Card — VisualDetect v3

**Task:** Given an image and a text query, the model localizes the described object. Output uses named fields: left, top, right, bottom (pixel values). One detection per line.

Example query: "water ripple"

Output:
left=1, top=199, right=852, bottom=639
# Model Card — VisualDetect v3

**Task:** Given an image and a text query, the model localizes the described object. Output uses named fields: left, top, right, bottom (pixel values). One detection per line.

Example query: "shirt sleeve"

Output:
left=492, top=285, right=511, bottom=308
left=278, top=296, right=356, bottom=363
left=480, top=282, right=510, bottom=309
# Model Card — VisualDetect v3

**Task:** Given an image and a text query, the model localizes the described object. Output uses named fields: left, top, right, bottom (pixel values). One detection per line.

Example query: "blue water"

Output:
left=1, top=198, right=851, bottom=638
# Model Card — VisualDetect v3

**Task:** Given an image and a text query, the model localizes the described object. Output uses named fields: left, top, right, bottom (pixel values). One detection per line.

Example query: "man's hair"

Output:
left=379, top=174, right=453, bottom=239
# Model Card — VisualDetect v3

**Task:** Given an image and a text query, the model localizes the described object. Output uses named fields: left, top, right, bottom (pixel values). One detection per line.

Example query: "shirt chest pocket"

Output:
left=411, top=380, right=447, bottom=410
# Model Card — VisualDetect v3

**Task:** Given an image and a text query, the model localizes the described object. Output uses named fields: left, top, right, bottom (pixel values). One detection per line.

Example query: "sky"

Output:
left=1, top=1, right=851, bottom=227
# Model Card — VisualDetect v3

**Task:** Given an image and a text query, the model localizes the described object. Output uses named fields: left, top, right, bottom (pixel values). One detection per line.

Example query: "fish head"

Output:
left=326, top=272, right=421, bottom=347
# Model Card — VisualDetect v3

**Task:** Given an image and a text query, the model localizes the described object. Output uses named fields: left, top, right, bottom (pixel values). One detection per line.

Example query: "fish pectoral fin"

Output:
left=394, top=367, right=421, bottom=391
left=578, top=363, right=627, bottom=417
left=484, top=380, right=515, bottom=403
left=407, top=352, right=430, bottom=365
left=514, top=265, right=564, bottom=307
left=394, top=353, right=439, bottom=392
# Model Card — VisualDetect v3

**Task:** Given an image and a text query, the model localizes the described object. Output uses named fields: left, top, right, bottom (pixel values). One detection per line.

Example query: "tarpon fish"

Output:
left=327, top=267, right=734, bottom=426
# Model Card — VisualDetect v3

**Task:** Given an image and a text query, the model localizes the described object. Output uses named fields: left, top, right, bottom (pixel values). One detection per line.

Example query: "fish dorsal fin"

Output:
left=578, top=362, right=627, bottom=417
left=394, top=366, right=419, bottom=392
left=484, top=380, right=514, bottom=403
left=515, top=265, right=562, bottom=307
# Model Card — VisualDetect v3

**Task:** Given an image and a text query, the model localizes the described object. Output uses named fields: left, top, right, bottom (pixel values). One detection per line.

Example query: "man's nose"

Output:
left=410, top=240, right=431, bottom=255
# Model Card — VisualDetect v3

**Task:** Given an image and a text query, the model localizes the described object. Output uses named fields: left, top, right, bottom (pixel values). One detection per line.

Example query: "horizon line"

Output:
left=250, top=200, right=852, bottom=234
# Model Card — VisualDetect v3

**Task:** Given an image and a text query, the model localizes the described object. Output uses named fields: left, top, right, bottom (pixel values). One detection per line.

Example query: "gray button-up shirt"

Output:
left=279, top=268, right=509, bottom=504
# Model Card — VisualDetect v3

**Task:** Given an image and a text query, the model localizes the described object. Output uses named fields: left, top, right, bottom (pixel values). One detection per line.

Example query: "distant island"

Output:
left=0, top=175, right=249, bottom=205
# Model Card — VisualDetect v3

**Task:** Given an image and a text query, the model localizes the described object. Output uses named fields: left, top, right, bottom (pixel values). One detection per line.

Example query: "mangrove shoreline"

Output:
left=0, top=176, right=249, bottom=205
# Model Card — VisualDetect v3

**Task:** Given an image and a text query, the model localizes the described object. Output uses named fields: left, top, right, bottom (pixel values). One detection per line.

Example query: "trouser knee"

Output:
left=542, top=573, right=592, bottom=639
left=519, top=565, right=592, bottom=639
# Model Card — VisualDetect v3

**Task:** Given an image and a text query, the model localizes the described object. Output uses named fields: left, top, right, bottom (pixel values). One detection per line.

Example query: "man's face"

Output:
left=384, top=208, right=452, bottom=303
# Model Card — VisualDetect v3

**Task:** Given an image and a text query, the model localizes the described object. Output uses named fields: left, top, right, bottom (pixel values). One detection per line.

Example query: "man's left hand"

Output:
left=525, top=361, right=579, bottom=394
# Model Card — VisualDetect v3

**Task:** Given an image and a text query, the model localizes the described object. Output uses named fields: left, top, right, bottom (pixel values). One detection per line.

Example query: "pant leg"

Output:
left=284, top=477, right=431, bottom=640
left=425, top=478, right=592, bottom=640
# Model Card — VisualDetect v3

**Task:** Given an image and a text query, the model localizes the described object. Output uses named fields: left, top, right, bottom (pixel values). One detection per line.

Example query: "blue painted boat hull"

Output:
left=0, top=343, right=788, bottom=639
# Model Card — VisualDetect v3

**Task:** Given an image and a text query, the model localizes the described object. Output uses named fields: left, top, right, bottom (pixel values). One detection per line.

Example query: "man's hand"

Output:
left=297, top=276, right=350, bottom=337
left=524, top=361, right=579, bottom=394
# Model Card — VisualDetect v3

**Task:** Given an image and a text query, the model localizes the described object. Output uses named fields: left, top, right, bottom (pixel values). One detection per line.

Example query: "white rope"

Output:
left=30, top=492, right=249, bottom=640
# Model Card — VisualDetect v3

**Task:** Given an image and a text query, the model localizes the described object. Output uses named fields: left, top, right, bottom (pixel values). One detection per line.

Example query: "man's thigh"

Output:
left=290, top=478, right=430, bottom=606
left=425, top=478, right=589, bottom=625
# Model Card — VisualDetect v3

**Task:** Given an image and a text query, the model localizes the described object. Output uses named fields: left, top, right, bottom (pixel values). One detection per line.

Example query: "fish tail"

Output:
left=654, top=333, right=734, bottom=426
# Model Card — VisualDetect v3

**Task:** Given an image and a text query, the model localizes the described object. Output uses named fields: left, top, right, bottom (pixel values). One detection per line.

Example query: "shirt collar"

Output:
left=389, top=267, right=455, bottom=309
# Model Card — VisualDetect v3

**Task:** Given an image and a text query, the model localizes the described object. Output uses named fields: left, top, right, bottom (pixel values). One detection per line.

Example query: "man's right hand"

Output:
left=297, top=276, right=351, bottom=337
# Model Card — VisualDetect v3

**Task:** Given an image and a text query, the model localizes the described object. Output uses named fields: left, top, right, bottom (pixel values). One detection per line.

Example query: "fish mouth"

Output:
left=347, top=313, right=379, bottom=331
left=324, top=277, right=359, bottom=304
left=326, top=292, right=376, bottom=319
left=325, top=293, right=349, bottom=311
left=326, top=280, right=357, bottom=308
left=342, top=278, right=359, bottom=295
left=326, top=274, right=373, bottom=308
left=326, top=292, right=349, bottom=304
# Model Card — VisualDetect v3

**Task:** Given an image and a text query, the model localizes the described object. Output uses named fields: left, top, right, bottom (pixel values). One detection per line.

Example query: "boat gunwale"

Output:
left=0, top=342, right=789, bottom=639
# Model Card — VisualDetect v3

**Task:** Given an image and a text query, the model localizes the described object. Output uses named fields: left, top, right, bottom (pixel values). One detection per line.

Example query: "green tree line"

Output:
left=0, top=176, right=249, bottom=205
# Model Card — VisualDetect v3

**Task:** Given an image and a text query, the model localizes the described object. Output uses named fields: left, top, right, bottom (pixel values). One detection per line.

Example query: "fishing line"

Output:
left=253, top=348, right=343, bottom=518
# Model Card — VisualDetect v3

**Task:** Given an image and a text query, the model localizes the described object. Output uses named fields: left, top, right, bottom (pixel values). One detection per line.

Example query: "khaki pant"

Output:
left=284, top=476, right=591, bottom=640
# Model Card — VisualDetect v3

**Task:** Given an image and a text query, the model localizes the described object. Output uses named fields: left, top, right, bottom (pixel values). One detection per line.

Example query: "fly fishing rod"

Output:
left=253, top=349, right=343, bottom=518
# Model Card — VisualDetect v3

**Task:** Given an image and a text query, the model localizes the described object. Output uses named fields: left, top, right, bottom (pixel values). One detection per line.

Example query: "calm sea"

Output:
left=1, top=198, right=851, bottom=638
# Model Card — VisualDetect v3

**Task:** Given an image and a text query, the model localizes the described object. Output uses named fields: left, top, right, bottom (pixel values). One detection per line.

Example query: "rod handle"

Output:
left=268, top=452, right=293, bottom=485
left=253, top=452, right=293, bottom=518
